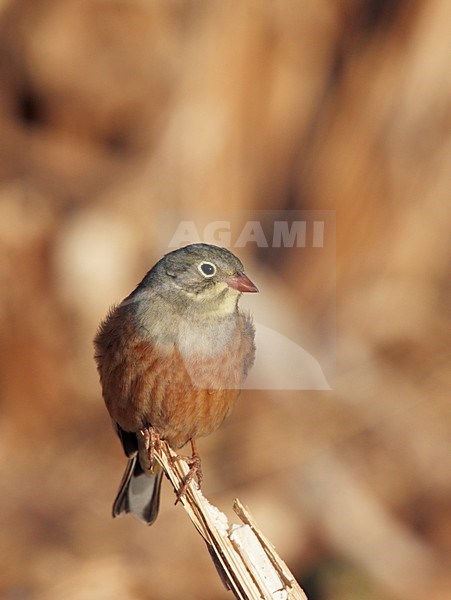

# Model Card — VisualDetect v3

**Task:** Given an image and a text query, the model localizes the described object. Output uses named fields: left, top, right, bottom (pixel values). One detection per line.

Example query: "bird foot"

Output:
left=171, top=447, right=203, bottom=504
left=140, top=425, right=161, bottom=472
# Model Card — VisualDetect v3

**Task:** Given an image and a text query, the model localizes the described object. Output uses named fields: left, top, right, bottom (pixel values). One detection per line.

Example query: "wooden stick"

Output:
left=137, top=432, right=308, bottom=600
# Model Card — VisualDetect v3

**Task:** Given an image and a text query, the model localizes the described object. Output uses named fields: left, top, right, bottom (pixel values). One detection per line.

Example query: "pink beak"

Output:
left=224, top=271, right=259, bottom=293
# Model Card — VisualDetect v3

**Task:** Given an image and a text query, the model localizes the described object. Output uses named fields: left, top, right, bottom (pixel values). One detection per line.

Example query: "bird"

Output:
left=94, top=243, right=258, bottom=525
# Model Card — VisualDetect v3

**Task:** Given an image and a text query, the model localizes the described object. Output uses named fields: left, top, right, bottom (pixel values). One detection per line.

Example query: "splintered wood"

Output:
left=137, top=433, right=307, bottom=600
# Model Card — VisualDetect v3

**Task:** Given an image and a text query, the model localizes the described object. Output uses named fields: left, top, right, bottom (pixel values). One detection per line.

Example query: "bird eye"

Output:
left=198, top=261, right=217, bottom=277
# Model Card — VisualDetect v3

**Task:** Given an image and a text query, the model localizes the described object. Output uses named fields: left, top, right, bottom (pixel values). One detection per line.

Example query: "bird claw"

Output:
left=140, top=425, right=161, bottom=472
left=171, top=450, right=203, bottom=504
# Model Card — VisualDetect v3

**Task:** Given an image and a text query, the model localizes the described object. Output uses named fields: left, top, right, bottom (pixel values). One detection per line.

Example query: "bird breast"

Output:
left=96, top=297, right=254, bottom=447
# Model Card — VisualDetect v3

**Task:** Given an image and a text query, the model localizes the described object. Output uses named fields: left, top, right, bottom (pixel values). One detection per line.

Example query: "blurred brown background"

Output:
left=0, top=1, right=450, bottom=599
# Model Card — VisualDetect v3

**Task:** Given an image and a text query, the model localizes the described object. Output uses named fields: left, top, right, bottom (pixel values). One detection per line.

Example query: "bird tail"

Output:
left=112, top=456, right=163, bottom=525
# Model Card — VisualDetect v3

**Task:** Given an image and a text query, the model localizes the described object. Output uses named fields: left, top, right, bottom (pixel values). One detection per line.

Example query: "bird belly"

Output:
left=154, top=387, right=238, bottom=449
left=143, top=347, right=243, bottom=449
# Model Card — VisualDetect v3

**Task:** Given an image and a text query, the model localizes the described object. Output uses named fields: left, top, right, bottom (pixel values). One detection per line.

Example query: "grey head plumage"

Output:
left=142, top=244, right=245, bottom=295
left=120, top=244, right=257, bottom=339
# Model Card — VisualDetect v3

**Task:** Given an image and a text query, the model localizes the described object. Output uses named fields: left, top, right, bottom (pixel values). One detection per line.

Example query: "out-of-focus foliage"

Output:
left=0, top=1, right=450, bottom=599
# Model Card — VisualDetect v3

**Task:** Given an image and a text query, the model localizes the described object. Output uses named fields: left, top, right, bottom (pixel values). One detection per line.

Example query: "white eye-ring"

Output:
left=198, top=261, right=217, bottom=278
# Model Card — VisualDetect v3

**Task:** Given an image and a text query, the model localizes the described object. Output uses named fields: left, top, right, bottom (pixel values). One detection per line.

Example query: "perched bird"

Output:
left=94, top=243, right=257, bottom=524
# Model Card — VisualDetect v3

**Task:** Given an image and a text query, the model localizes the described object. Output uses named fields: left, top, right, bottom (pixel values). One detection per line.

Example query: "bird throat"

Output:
left=133, top=284, right=240, bottom=353
left=189, top=283, right=239, bottom=318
